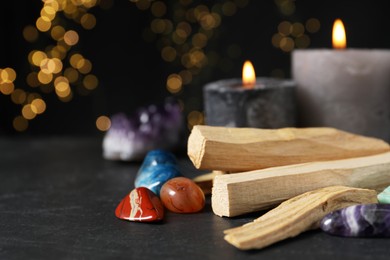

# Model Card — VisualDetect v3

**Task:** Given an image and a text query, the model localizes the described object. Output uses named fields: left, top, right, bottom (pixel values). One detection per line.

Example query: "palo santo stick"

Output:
left=188, top=125, right=390, bottom=172
left=212, top=151, right=390, bottom=217
left=193, top=171, right=224, bottom=195
left=223, top=186, right=378, bottom=250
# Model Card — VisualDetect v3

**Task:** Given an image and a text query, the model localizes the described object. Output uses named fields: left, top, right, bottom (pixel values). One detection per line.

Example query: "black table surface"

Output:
left=0, top=137, right=389, bottom=259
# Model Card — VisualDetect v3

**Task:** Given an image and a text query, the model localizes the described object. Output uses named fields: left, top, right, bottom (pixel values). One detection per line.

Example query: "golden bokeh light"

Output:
left=64, top=30, right=79, bottom=46
left=291, top=22, right=305, bottom=37
left=151, top=1, right=166, bottom=17
left=1, top=68, right=17, bottom=82
left=11, top=89, right=27, bottom=104
left=295, top=34, right=310, bottom=48
left=81, top=13, right=96, bottom=30
left=31, top=98, right=46, bottom=114
left=37, top=71, right=53, bottom=84
left=26, top=72, right=40, bottom=87
left=13, top=116, right=28, bottom=132
left=151, top=19, right=166, bottom=33
left=77, top=59, right=92, bottom=74
left=54, top=76, right=71, bottom=98
left=63, top=2, right=77, bottom=15
left=36, top=16, right=52, bottom=32
left=161, top=46, right=177, bottom=62
left=22, top=104, right=37, bottom=120
left=187, top=110, right=204, bottom=128
left=306, top=18, right=321, bottom=33
left=272, top=33, right=283, bottom=48
left=279, top=36, right=294, bottom=52
left=54, top=76, right=69, bottom=85
left=166, top=74, right=182, bottom=93
left=0, top=82, right=15, bottom=95
left=31, top=51, right=48, bottom=66
left=23, top=25, right=39, bottom=42
left=276, top=0, right=296, bottom=16
left=70, top=53, right=83, bottom=68
left=278, top=21, right=292, bottom=36
left=51, top=25, right=66, bottom=41
left=192, top=33, right=207, bottom=48
left=64, top=67, right=79, bottom=83
left=179, top=70, right=192, bottom=85
left=56, top=85, right=71, bottom=98
left=58, top=91, right=73, bottom=102
left=40, top=58, right=56, bottom=74
left=41, top=5, right=57, bottom=21
left=83, top=74, right=98, bottom=90
left=96, top=115, right=111, bottom=131
left=44, top=0, right=60, bottom=11
left=27, top=93, right=41, bottom=104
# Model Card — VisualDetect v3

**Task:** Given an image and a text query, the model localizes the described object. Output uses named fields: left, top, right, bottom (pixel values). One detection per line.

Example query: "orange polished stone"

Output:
left=160, top=177, right=205, bottom=213
left=115, top=187, right=164, bottom=222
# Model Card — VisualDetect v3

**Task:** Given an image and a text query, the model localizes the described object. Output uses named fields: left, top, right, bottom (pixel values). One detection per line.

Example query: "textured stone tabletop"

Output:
left=0, top=137, right=389, bottom=259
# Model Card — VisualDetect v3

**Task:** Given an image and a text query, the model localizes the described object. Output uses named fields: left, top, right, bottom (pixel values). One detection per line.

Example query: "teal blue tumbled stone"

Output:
left=134, top=150, right=182, bottom=195
left=378, top=186, right=390, bottom=204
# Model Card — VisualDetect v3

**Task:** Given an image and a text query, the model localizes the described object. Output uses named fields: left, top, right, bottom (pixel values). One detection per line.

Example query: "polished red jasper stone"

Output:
left=160, top=177, right=205, bottom=213
left=115, top=187, right=164, bottom=222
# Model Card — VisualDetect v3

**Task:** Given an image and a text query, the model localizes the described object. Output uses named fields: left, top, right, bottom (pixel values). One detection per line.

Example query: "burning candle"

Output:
left=292, top=19, right=390, bottom=141
left=203, top=61, right=296, bottom=128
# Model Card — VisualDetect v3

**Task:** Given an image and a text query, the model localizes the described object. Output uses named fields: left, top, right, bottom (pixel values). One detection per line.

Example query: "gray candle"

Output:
left=203, top=77, right=296, bottom=128
left=293, top=49, right=390, bottom=141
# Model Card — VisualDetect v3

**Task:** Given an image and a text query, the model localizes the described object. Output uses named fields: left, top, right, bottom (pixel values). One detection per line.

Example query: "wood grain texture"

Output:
left=212, top=152, right=390, bottom=217
left=188, top=125, right=390, bottom=172
left=224, top=186, right=378, bottom=250
left=192, top=171, right=224, bottom=195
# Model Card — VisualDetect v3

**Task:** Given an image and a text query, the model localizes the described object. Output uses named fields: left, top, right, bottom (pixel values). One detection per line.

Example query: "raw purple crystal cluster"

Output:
left=103, top=99, right=183, bottom=161
left=320, top=204, right=390, bottom=237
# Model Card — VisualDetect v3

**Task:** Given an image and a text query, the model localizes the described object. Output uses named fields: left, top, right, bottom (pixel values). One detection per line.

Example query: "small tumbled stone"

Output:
left=378, top=186, right=390, bottom=204
left=320, top=204, right=390, bottom=237
left=115, top=187, right=164, bottom=222
left=135, top=150, right=182, bottom=195
left=139, top=149, right=177, bottom=168
left=160, top=177, right=205, bottom=213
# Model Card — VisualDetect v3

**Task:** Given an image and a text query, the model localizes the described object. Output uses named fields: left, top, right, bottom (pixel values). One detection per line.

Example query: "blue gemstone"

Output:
left=320, top=204, right=390, bottom=237
left=135, top=150, right=182, bottom=195
left=139, top=149, right=177, bottom=168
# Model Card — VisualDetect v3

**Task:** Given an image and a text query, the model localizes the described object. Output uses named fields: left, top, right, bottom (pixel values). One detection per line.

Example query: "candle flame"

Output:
left=332, top=19, right=346, bottom=49
left=242, top=60, right=256, bottom=89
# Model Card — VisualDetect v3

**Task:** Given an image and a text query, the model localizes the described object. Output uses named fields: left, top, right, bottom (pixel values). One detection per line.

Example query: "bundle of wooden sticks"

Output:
left=187, top=125, right=390, bottom=249
left=188, top=125, right=390, bottom=216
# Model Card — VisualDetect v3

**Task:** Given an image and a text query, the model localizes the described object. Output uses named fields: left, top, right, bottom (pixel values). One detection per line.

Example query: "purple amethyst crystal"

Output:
left=320, top=204, right=390, bottom=237
left=103, top=99, right=183, bottom=161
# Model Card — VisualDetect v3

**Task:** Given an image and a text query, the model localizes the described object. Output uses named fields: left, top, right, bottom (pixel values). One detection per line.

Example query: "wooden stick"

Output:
left=212, top=151, right=390, bottom=217
left=192, top=171, right=225, bottom=195
left=223, top=186, right=377, bottom=250
left=188, top=125, right=390, bottom=172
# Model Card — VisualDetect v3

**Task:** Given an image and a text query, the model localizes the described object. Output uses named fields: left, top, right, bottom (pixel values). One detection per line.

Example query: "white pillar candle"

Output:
left=292, top=49, right=390, bottom=141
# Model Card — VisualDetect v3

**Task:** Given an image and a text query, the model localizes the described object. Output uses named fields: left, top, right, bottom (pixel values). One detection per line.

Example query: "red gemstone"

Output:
left=160, top=177, right=205, bottom=213
left=115, top=187, right=164, bottom=222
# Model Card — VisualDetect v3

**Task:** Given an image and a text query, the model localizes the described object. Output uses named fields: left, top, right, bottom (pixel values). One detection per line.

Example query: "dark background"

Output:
left=1, top=0, right=389, bottom=135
